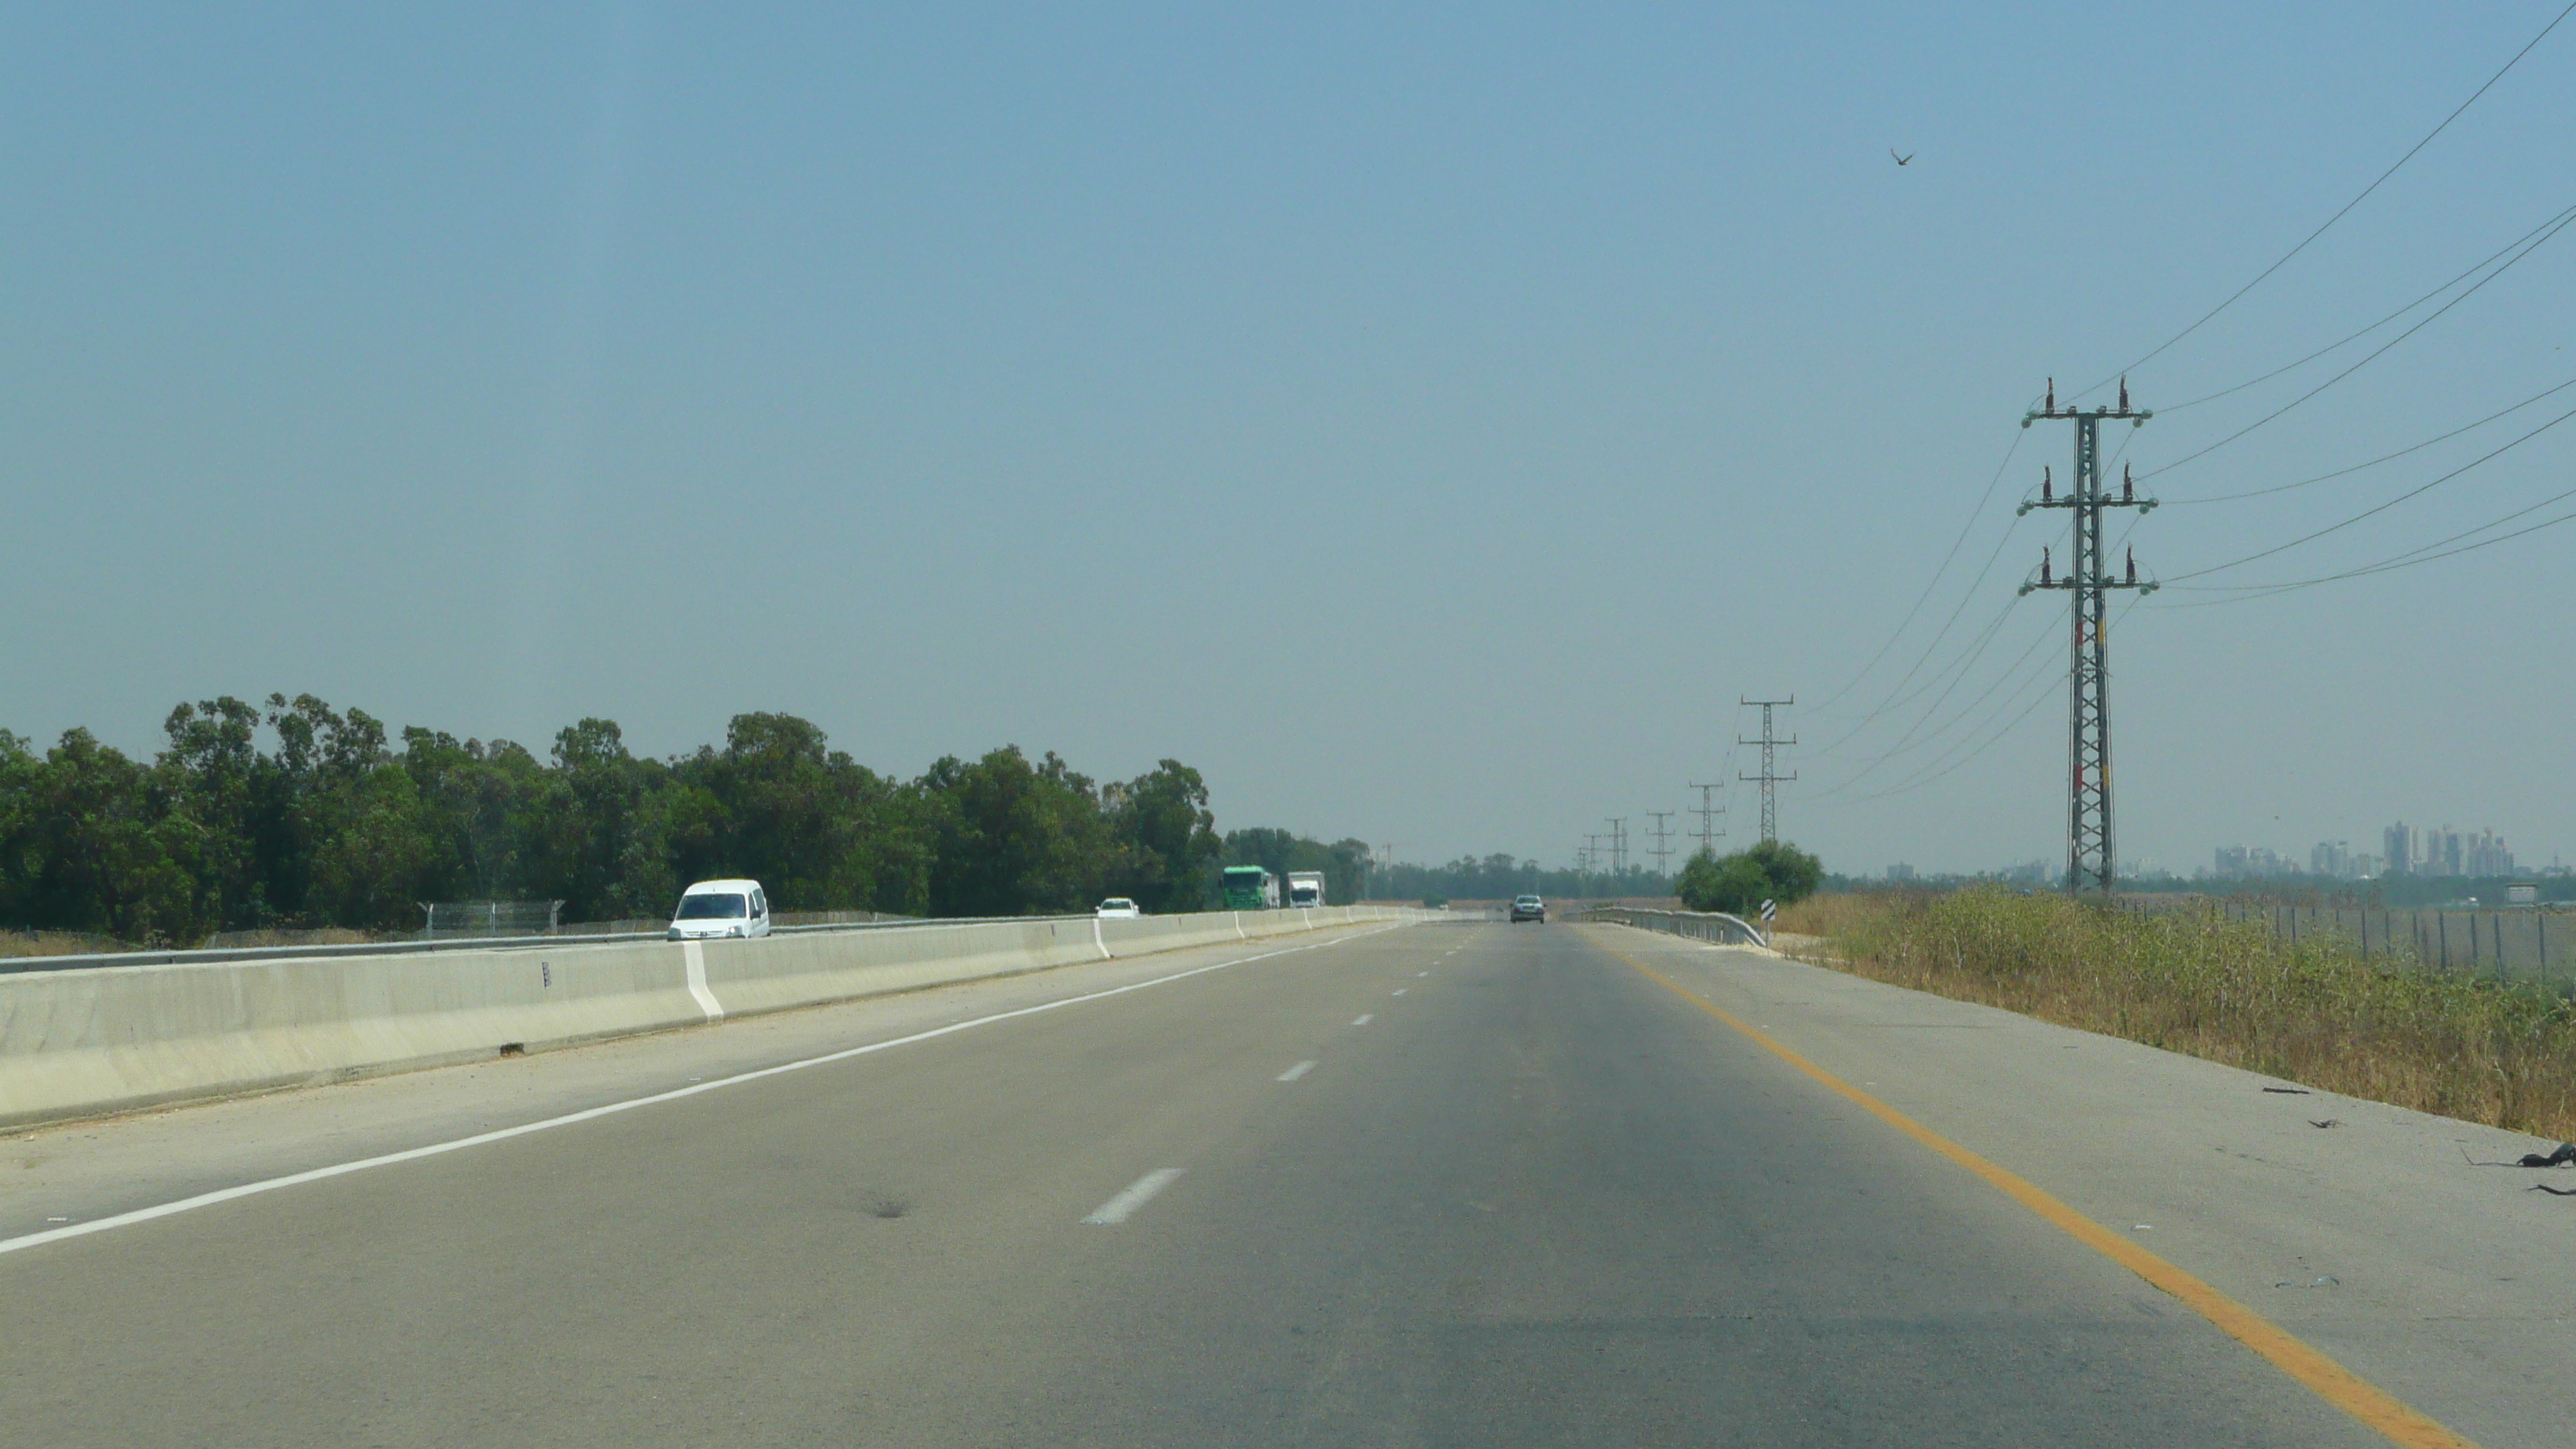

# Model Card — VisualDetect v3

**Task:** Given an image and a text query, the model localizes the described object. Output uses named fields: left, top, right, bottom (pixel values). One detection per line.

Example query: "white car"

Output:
left=667, top=879, right=772, bottom=940
left=1096, top=898, right=1141, bottom=919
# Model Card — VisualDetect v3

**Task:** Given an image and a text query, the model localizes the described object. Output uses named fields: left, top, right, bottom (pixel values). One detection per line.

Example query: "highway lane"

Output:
left=4, top=920, right=2393, bottom=1446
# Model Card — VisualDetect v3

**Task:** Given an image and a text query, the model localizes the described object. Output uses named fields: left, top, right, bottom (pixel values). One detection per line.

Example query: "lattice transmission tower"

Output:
left=1738, top=698, right=1795, bottom=844
left=2019, top=376, right=2159, bottom=894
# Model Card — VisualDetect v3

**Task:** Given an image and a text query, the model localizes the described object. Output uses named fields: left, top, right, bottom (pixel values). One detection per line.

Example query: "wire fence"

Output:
left=420, top=900, right=564, bottom=940
left=2122, top=897, right=2576, bottom=987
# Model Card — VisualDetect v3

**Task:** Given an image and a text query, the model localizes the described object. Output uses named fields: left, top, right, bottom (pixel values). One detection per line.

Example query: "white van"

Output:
left=667, top=879, right=772, bottom=940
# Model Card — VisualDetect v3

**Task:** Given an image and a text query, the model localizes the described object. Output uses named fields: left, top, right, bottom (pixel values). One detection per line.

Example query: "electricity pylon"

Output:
left=1738, top=699, right=1795, bottom=844
left=1646, top=811, right=1676, bottom=875
left=1687, top=782, right=1727, bottom=855
left=2019, top=376, right=2159, bottom=894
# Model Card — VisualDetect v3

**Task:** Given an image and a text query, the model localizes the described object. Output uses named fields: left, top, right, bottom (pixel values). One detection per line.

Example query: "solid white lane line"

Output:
left=1276, top=1060, right=1316, bottom=1081
left=1083, top=1168, right=1185, bottom=1225
left=1351, top=1014, right=1373, bottom=1026
left=0, top=924, right=1407, bottom=1259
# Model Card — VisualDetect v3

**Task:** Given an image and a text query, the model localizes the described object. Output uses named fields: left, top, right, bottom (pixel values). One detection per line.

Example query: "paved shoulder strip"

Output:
left=0, top=925, right=1403, bottom=1259
left=1597, top=937, right=2482, bottom=1449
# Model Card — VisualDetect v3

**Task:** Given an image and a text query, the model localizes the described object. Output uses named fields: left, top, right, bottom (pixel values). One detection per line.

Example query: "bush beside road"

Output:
left=1776, top=887, right=2576, bottom=1140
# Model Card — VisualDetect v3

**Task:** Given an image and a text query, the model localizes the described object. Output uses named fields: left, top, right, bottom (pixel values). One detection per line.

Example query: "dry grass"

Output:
left=1791, top=887, right=2576, bottom=1141
left=0, top=930, right=124, bottom=959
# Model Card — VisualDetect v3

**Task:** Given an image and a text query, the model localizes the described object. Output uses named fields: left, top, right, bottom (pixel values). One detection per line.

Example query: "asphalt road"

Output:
left=3, top=921, right=2401, bottom=1447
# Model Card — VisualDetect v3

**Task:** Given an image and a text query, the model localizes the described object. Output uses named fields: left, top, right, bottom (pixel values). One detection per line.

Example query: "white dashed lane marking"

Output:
left=1083, top=1169, right=1186, bottom=1225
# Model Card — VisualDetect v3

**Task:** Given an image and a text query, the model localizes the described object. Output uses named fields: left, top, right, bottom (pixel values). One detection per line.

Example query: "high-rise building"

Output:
left=2383, top=822, right=2413, bottom=877
left=2310, top=841, right=2350, bottom=877
left=2466, top=829, right=2514, bottom=878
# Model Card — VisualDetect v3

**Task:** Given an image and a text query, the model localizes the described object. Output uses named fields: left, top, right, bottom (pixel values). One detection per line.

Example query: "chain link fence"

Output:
left=419, top=900, right=564, bottom=940
left=2129, top=897, right=2576, bottom=987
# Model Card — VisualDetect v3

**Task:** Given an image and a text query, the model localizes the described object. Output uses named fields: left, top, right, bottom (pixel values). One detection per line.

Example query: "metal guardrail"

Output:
left=1571, top=904, right=1768, bottom=948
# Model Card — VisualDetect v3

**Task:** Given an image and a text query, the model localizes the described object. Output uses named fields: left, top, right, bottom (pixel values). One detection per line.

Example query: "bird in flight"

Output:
left=1890, top=149, right=1913, bottom=166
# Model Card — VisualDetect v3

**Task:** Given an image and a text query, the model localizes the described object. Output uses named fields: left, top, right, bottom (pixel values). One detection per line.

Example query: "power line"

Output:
left=1853, top=653, right=2068, bottom=803
left=2136, top=205, right=2576, bottom=482
left=2069, top=0, right=2576, bottom=400
left=2160, top=469, right=2576, bottom=606
left=1808, top=429, right=2025, bottom=716
left=2160, top=197, right=2576, bottom=417
left=1815, top=500, right=2158, bottom=802
left=2164, top=375, right=2576, bottom=505
left=1810, top=594, right=2033, bottom=793
left=2139, top=207, right=2576, bottom=481
left=2164, top=399, right=2576, bottom=582
left=1814, top=612, right=2060, bottom=793
left=1851, top=591, right=2151, bottom=805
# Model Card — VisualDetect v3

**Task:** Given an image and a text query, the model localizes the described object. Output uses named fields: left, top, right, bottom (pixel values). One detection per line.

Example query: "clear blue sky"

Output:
left=7, top=4, right=2574, bottom=876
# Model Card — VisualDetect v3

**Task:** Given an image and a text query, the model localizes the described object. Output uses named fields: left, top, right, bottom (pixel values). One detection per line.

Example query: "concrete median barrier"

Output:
left=0, top=906, right=1406, bottom=1130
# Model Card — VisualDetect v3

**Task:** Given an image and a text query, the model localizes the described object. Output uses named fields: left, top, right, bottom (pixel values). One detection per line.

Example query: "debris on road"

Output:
left=2527, top=1184, right=2576, bottom=1197
left=2460, top=1141, right=2576, bottom=1168
left=2308, top=1119, right=2341, bottom=1129
left=2261, top=1087, right=2311, bottom=1095
left=2273, top=1275, right=2339, bottom=1289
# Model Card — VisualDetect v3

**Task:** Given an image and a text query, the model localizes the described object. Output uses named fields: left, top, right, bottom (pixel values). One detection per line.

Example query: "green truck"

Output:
left=1221, top=865, right=1279, bottom=910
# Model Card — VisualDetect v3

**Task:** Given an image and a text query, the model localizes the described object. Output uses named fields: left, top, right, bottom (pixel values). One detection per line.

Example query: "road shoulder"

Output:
left=1576, top=923, right=2575, bottom=1449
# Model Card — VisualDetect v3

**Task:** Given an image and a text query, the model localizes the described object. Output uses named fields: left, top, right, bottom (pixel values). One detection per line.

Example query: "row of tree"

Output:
left=1380, top=854, right=1675, bottom=904
left=1219, top=828, right=1375, bottom=907
left=0, top=695, right=1247, bottom=944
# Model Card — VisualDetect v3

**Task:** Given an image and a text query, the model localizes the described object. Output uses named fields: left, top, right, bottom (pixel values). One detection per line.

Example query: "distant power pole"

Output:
left=1605, top=817, right=1629, bottom=875
left=1687, top=782, right=1728, bottom=855
left=2019, top=376, right=2157, bottom=895
left=1738, top=698, right=1796, bottom=844
left=1646, top=811, right=1677, bottom=875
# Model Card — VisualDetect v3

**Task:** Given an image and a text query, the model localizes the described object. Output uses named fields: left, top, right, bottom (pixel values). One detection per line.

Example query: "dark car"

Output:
left=1509, top=894, right=1546, bottom=923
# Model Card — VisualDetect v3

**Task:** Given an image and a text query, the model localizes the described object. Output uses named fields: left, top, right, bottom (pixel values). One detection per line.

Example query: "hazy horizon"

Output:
left=9, top=4, right=2575, bottom=878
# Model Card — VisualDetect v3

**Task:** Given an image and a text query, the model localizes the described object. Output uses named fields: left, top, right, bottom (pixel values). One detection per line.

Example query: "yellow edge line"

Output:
left=1595, top=936, right=2481, bottom=1449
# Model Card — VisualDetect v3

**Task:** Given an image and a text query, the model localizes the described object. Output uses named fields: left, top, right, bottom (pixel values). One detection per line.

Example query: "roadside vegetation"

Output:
left=1775, top=888, right=2576, bottom=1140
left=1677, top=840, right=1823, bottom=915
left=0, top=693, right=1306, bottom=945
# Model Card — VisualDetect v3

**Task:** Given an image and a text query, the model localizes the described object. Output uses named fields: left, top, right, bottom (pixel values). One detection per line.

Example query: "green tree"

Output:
left=1677, top=841, right=1824, bottom=915
left=920, top=745, right=1111, bottom=916
left=17, top=729, right=207, bottom=943
left=1107, top=761, right=1221, bottom=913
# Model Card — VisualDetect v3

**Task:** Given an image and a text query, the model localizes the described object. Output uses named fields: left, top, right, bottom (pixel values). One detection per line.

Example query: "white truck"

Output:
left=1285, top=871, right=1325, bottom=909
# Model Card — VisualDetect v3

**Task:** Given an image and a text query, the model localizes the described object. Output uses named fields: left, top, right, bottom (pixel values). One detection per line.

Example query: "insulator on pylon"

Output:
left=2041, top=547, right=2052, bottom=586
left=2126, top=547, right=2136, bottom=584
left=2041, top=466, right=2053, bottom=503
left=2046, top=378, right=2056, bottom=412
left=2122, top=463, right=2134, bottom=502
left=2119, top=375, right=2130, bottom=412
